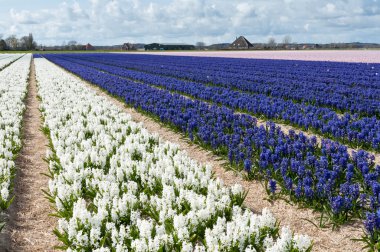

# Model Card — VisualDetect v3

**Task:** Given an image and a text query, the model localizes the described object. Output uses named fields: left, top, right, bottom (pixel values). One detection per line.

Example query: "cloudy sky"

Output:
left=0, top=0, right=379, bottom=45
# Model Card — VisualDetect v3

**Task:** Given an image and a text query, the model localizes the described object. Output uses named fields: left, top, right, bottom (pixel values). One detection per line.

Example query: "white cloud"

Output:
left=0, top=0, right=379, bottom=45
left=105, top=1, right=122, bottom=16
left=325, top=3, right=336, bottom=13
left=9, top=8, right=47, bottom=24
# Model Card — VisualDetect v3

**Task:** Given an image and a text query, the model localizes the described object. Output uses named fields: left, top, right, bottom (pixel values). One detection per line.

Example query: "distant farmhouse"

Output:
left=85, top=43, right=95, bottom=50
left=144, top=43, right=195, bottom=51
left=121, top=42, right=136, bottom=50
left=229, top=36, right=253, bottom=50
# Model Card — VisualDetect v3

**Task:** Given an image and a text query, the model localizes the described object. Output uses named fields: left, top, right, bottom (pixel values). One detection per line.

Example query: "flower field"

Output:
left=0, top=54, right=31, bottom=212
left=35, top=52, right=380, bottom=250
left=44, top=54, right=380, bottom=152
left=0, top=54, right=24, bottom=70
left=128, top=50, right=380, bottom=64
left=33, top=57, right=311, bottom=251
left=1, top=51, right=379, bottom=251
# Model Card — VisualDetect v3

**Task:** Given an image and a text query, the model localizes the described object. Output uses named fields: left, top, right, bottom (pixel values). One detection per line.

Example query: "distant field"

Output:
left=125, top=50, right=380, bottom=63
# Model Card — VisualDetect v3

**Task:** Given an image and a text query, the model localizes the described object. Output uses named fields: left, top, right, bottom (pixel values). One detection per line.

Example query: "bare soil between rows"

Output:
left=0, top=59, right=58, bottom=251
left=76, top=72, right=365, bottom=252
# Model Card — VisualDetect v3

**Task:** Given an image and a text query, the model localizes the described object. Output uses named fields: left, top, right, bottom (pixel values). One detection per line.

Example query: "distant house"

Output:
left=229, top=36, right=253, bottom=50
left=121, top=43, right=136, bottom=51
left=85, top=43, right=95, bottom=50
left=300, top=43, right=316, bottom=50
left=144, top=43, right=195, bottom=51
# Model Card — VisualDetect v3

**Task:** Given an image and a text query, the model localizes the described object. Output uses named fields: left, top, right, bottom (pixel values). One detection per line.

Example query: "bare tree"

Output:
left=283, top=35, right=291, bottom=44
left=3, top=33, right=37, bottom=50
left=68, top=40, right=77, bottom=50
left=26, top=33, right=36, bottom=50
left=196, top=41, right=206, bottom=50
left=19, top=36, right=29, bottom=50
left=18, top=33, right=36, bottom=50
left=267, top=37, right=276, bottom=49
left=5, top=35, right=18, bottom=50
left=282, top=35, right=292, bottom=49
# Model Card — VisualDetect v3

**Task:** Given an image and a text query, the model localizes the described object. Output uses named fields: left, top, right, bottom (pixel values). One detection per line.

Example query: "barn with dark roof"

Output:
left=122, top=43, right=136, bottom=50
left=229, top=36, right=253, bottom=49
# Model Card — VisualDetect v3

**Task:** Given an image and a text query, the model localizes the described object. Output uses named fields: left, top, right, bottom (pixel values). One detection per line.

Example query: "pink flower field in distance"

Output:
left=127, top=50, right=380, bottom=63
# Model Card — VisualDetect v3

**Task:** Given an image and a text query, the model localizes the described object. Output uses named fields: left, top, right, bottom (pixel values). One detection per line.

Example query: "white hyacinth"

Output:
left=0, top=54, right=31, bottom=205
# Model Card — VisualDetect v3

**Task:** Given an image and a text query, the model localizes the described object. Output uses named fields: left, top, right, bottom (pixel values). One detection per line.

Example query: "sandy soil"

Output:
left=0, top=59, right=58, bottom=251
left=122, top=50, right=380, bottom=63
left=76, top=74, right=365, bottom=252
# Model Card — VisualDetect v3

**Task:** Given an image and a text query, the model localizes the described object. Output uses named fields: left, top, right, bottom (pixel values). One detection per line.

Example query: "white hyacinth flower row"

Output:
left=35, top=58, right=312, bottom=252
left=0, top=54, right=31, bottom=209
left=0, top=54, right=24, bottom=70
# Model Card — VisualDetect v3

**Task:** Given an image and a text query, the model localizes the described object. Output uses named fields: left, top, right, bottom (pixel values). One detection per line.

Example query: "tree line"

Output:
left=0, top=33, right=37, bottom=51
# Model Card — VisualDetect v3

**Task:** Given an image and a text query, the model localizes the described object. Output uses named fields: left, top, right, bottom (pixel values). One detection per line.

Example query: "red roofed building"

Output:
left=85, top=43, right=95, bottom=50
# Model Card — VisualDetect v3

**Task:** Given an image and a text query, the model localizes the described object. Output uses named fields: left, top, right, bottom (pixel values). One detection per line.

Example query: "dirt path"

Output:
left=0, top=58, right=58, bottom=251
left=75, top=74, right=364, bottom=252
